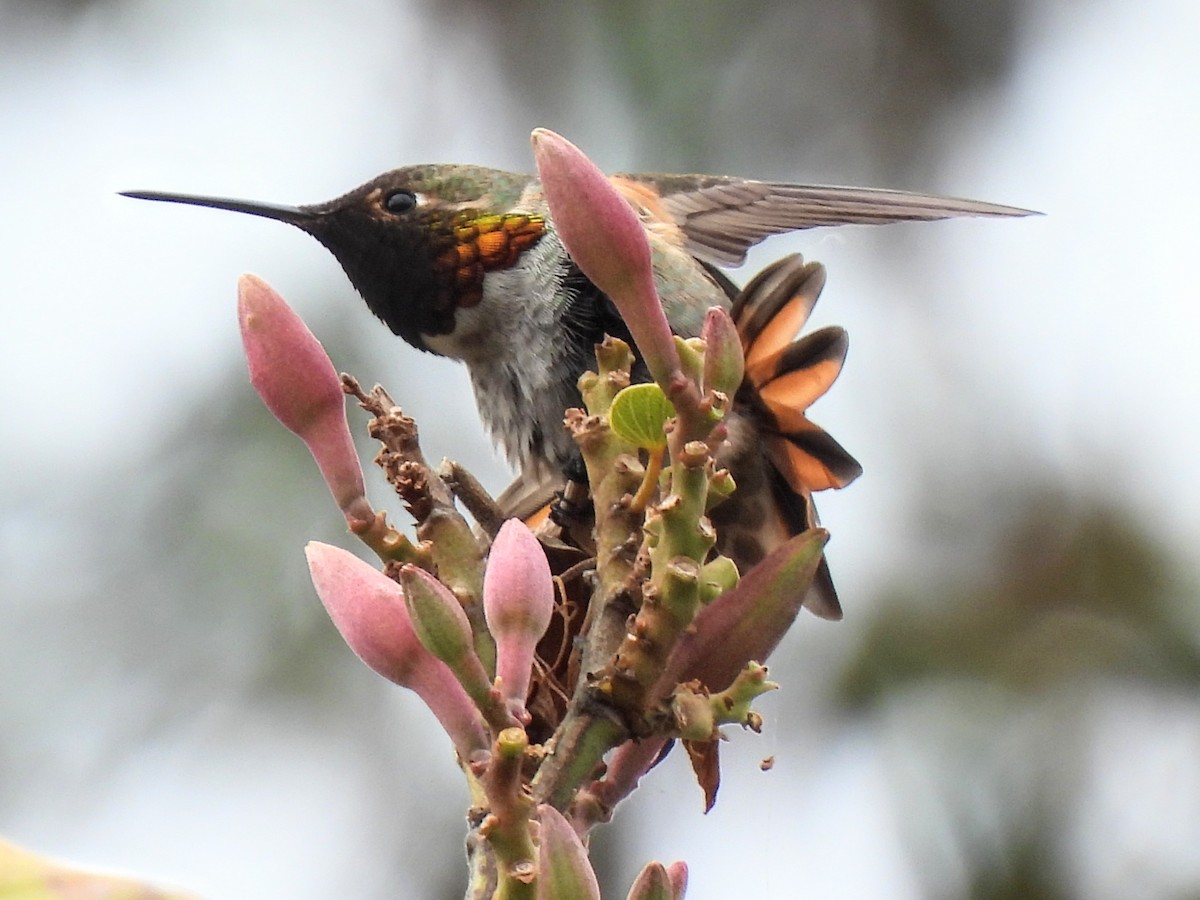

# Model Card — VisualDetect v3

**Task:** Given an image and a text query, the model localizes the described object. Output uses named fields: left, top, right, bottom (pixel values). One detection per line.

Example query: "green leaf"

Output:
left=609, top=383, right=675, bottom=450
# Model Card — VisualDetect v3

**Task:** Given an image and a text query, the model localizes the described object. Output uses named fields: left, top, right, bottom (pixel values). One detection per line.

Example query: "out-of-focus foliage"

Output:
left=433, top=0, right=1025, bottom=176
left=835, top=483, right=1199, bottom=898
left=840, top=490, right=1200, bottom=703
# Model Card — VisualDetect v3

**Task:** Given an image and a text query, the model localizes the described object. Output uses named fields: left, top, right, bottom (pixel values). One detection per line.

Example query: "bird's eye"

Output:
left=384, top=190, right=418, bottom=214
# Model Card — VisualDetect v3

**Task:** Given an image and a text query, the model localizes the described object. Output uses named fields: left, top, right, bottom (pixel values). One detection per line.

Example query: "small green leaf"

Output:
left=674, top=335, right=705, bottom=385
left=609, top=383, right=675, bottom=450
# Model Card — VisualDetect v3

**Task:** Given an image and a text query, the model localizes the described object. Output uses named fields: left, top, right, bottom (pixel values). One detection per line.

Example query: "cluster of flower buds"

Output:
left=235, top=129, right=835, bottom=899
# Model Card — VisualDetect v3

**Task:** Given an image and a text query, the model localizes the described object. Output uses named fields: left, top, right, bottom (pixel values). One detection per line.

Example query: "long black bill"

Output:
left=119, top=190, right=317, bottom=226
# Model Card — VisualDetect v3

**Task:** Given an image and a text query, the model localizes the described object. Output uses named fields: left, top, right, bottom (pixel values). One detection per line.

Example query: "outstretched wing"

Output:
left=617, top=173, right=1037, bottom=267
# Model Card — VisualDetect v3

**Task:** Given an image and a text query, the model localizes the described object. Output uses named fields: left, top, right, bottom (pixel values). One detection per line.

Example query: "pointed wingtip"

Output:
left=972, top=200, right=1043, bottom=218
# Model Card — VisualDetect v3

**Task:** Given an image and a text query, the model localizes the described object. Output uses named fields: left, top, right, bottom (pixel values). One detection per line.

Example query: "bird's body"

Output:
left=123, top=164, right=1033, bottom=618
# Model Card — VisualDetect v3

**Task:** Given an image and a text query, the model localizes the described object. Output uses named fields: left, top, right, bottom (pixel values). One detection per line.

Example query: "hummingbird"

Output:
left=122, top=166, right=1033, bottom=619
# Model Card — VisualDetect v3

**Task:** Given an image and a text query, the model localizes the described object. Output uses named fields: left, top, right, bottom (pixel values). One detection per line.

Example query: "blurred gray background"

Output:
left=2, top=1, right=1198, bottom=897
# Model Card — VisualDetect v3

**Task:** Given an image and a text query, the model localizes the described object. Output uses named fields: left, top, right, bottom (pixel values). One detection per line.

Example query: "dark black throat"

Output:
left=299, top=211, right=451, bottom=352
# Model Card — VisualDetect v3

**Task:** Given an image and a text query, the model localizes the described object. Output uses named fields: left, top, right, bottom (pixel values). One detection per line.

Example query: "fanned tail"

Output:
left=730, top=254, right=862, bottom=619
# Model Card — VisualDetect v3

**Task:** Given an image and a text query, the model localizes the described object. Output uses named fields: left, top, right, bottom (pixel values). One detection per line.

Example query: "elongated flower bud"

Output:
left=700, top=306, right=744, bottom=399
left=398, top=564, right=495, bottom=710
left=536, top=804, right=600, bottom=900
left=483, top=519, right=555, bottom=714
left=304, top=543, right=487, bottom=758
left=626, top=862, right=678, bottom=900
left=399, top=565, right=474, bottom=666
left=659, top=529, right=828, bottom=695
left=665, top=861, right=688, bottom=899
left=237, top=275, right=372, bottom=524
left=531, top=128, right=681, bottom=390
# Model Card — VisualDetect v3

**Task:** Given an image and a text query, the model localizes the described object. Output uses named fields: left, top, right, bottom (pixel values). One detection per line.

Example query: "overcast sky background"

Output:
left=2, top=1, right=1198, bottom=897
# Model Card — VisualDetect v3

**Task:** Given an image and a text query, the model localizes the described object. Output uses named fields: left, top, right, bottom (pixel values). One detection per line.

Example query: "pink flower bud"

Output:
left=700, top=306, right=745, bottom=399
left=665, top=861, right=688, bottom=899
left=531, top=128, right=681, bottom=389
left=536, top=804, right=600, bottom=900
left=305, top=542, right=487, bottom=758
left=484, top=520, right=555, bottom=713
left=238, top=275, right=372, bottom=524
left=626, top=862, right=676, bottom=900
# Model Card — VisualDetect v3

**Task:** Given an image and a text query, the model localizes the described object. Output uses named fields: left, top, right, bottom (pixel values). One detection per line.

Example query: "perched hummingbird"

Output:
left=122, top=166, right=1033, bottom=618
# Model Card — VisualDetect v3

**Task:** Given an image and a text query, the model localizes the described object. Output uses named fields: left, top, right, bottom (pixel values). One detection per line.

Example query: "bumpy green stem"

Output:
left=573, top=340, right=647, bottom=684
left=707, top=662, right=777, bottom=730
left=527, top=341, right=644, bottom=809
left=348, top=510, right=427, bottom=565
left=529, top=696, right=627, bottom=811
left=603, top=442, right=725, bottom=714
left=481, top=728, right=538, bottom=900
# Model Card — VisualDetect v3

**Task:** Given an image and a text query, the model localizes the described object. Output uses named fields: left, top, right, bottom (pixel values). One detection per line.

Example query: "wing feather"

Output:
left=617, top=174, right=1037, bottom=266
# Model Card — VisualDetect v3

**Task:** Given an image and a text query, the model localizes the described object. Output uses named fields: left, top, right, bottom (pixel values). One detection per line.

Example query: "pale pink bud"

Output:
left=626, top=862, right=676, bottom=900
left=536, top=804, right=601, bottom=900
left=305, top=542, right=487, bottom=757
left=665, top=862, right=688, bottom=899
left=531, top=128, right=682, bottom=389
left=398, top=564, right=493, bottom=701
left=700, top=306, right=744, bottom=399
left=484, top=519, right=554, bottom=713
left=238, top=274, right=372, bottom=523
left=658, top=529, right=829, bottom=695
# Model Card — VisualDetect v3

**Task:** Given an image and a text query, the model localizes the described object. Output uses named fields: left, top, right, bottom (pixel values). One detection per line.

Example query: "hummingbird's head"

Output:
left=122, top=165, right=545, bottom=352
